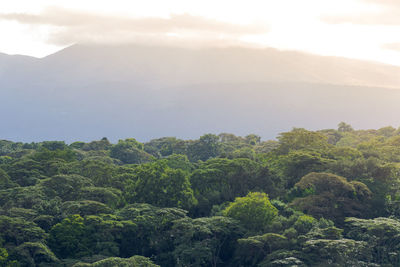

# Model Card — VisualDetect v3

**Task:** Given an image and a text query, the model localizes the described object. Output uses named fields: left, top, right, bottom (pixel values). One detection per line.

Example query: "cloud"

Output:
left=323, top=12, right=400, bottom=25
left=322, top=0, right=400, bottom=25
left=0, top=7, right=268, bottom=46
left=362, top=0, right=400, bottom=8
left=382, top=43, right=400, bottom=52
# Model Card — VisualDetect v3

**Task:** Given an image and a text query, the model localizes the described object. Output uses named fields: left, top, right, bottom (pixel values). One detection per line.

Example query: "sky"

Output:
left=1, top=0, right=400, bottom=66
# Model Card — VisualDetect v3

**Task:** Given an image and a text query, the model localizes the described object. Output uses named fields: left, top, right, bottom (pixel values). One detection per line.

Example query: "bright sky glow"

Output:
left=1, top=0, right=400, bottom=66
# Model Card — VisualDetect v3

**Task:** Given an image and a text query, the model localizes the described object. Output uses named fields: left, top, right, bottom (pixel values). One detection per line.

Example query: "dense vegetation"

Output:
left=2, top=123, right=400, bottom=266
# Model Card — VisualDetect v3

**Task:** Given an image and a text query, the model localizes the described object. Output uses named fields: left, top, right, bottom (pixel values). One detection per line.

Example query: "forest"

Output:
left=1, top=122, right=400, bottom=266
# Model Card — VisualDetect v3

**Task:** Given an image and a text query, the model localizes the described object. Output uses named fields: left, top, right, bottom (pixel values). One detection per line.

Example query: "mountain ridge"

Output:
left=2, top=44, right=400, bottom=88
left=44, top=44, right=400, bottom=88
left=1, top=44, right=400, bottom=142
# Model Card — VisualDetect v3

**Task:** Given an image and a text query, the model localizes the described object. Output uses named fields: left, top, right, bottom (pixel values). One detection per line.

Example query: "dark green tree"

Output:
left=110, top=138, right=152, bottom=164
left=129, top=162, right=197, bottom=210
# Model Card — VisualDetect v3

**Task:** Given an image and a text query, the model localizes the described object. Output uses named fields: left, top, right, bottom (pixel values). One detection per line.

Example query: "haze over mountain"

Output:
left=1, top=44, right=400, bottom=142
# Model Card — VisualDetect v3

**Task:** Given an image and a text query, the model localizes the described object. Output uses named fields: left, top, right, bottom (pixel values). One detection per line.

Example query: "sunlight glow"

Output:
left=0, top=0, right=400, bottom=65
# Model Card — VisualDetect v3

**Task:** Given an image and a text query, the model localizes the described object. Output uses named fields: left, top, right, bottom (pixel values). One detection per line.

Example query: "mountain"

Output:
left=1, top=44, right=400, bottom=142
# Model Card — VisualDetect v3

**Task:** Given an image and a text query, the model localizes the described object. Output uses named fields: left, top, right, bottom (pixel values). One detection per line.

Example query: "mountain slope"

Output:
left=1, top=44, right=400, bottom=142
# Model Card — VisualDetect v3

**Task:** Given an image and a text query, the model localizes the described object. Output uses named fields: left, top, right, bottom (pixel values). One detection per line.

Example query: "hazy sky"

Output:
left=1, top=0, right=400, bottom=66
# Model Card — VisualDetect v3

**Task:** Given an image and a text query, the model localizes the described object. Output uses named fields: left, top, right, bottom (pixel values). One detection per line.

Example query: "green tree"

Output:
left=81, top=137, right=112, bottom=151
left=13, top=242, right=59, bottom=266
left=0, top=247, right=8, bottom=266
left=61, top=200, right=113, bottom=216
left=48, top=213, right=137, bottom=259
left=338, top=122, right=354, bottom=132
left=78, top=187, right=123, bottom=209
left=48, top=214, right=89, bottom=258
left=161, top=154, right=193, bottom=172
left=345, top=217, right=400, bottom=265
left=186, top=134, right=221, bottom=162
left=302, top=238, right=371, bottom=266
left=171, top=216, right=243, bottom=267
left=0, top=216, right=45, bottom=247
left=0, top=185, right=47, bottom=210
left=73, top=255, right=159, bottom=267
left=117, top=203, right=187, bottom=262
left=0, top=168, right=17, bottom=190
left=110, top=138, right=152, bottom=164
left=224, top=192, right=278, bottom=233
left=40, top=174, right=93, bottom=201
left=40, top=141, right=67, bottom=151
left=67, top=159, right=116, bottom=187
left=190, top=158, right=280, bottom=217
left=235, top=233, right=288, bottom=266
left=290, top=172, right=372, bottom=224
left=276, top=128, right=330, bottom=155
left=244, top=134, right=261, bottom=145
left=328, top=157, right=399, bottom=217
left=276, top=150, right=332, bottom=189
left=129, top=162, right=196, bottom=210
left=5, top=158, right=45, bottom=186
left=144, top=137, right=187, bottom=157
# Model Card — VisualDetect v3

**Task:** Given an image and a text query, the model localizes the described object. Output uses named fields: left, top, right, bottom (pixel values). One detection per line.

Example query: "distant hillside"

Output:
left=1, top=44, right=400, bottom=142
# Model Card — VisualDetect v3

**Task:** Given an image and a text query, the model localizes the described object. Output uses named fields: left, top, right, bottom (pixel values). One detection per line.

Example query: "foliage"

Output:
left=190, top=158, right=280, bottom=216
left=117, top=203, right=187, bottom=260
left=48, top=214, right=137, bottom=259
left=0, top=168, right=17, bottom=190
left=171, top=216, right=243, bottom=267
left=12, top=242, right=59, bottom=266
left=345, top=217, right=400, bottom=265
left=73, top=255, right=159, bottom=267
left=235, top=233, right=288, bottom=266
left=40, top=174, right=93, bottom=201
left=224, top=192, right=278, bottom=233
left=129, top=161, right=197, bottom=210
left=276, top=128, right=331, bottom=154
left=302, top=238, right=371, bottom=266
left=2, top=127, right=400, bottom=266
left=290, top=172, right=371, bottom=224
left=48, top=214, right=89, bottom=258
left=0, top=215, right=46, bottom=246
left=186, top=134, right=221, bottom=162
left=110, top=139, right=152, bottom=164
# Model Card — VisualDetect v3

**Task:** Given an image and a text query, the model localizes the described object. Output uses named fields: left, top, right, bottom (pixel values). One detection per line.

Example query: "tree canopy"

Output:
left=1, top=126, right=400, bottom=266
